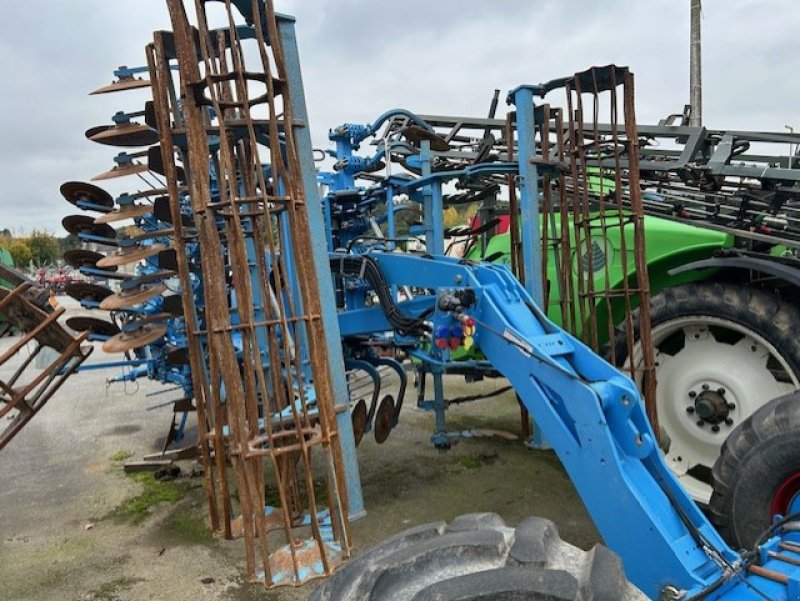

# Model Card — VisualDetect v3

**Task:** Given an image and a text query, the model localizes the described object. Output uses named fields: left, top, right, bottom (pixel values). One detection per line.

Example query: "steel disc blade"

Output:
left=374, top=394, right=395, bottom=444
left=61, top=215, right=117, bottom=239
left=144, top=100, right=157, bottom=129
left=153, top=196, right=192, bottom=226
left=102, top=323, right=167, bottom=353
left=60, top=181, right=114, bottom=209
left=65, top=282, right=114, bottom=303
left=121, top=270, right=175, bottom=290
left=85, top=125, right=111, bottom=140
left=91, top=161, right=149, bottom=182
left=99, top=283, right=167, bottom=311
left=161, top=294, right=183, bottom=317
left=62, top=249, right=118, bottom=273
left=90, top=77, right=151, bottom=95
left=88, top=122, right=159, bottom=148
left=129, top=188, right=169, bottom=200
left=166, top=346, right=189, bottom=366
left=146, top=146, right=186, bottom=181
left=65, top=316, right=120, bottom=337
left=351, top=399, right=368, bottom=447
left=94, top=203, right=153, bottom=224
left=156, top=249, right=178, bottom=272
left=96, top=243, right=167, bottom=268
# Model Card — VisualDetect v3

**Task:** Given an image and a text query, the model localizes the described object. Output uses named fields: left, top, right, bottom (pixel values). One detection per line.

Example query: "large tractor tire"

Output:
left=615, top=282, right=800, bottom=504
left=309, top=513, right=646, bottom=601
left=708, top=391, right=800, bottom=550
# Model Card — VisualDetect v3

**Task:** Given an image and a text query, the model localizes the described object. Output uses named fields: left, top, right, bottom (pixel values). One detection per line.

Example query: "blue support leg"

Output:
left=277, top=15, right=364, bottom=519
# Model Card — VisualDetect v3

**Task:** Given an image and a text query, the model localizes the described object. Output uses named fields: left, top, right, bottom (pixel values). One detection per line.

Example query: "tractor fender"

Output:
left=667, top=252, right=800, bottom=290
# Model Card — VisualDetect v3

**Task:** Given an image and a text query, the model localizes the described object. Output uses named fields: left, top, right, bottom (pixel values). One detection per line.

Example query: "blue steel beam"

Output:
left=351, top=251, right=796, bottom=599
left=277, top=14, right=364, bottom=519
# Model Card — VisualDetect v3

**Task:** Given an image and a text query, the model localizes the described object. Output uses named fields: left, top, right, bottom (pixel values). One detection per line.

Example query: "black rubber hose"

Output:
left=331, top=255, right=430, bottom=336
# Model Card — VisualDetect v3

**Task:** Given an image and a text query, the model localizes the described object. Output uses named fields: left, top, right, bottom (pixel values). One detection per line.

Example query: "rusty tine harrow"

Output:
left=0, top=274, right=92, bottom=451
left=145, top=0, right=352, bottom=587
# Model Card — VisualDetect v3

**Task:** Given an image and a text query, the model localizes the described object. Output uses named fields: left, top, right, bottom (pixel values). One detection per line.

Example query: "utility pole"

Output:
left=689, top=0, right=703, bottom=126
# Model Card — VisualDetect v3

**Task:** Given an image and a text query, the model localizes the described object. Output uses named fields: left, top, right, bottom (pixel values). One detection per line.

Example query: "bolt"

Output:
left=711, top=425, right=720, bottom=433
left=717, top=387, right=726, bottom=395
left=727, top=402, right=736, bottom=410
left=697, top=420, right=705, bottom=427
left=689, top=391, right=697, bottom=398
left=686, top=406, right=695, bottom=414
left=702, top=384, right=710, bottom=390
left=725, top=418, right=734, bottom=426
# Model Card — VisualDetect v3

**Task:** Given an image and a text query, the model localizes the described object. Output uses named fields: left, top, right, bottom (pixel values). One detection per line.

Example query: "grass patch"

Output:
left=458, top=452, right=498, bottom=470
left=459, top=455, right=482, bottom=469
left=161, top=511, right=215, bottom=545
left=110, top=450, right=133, bottom=462
left=85, top=576, right=145, bottom=601
left=107, top=472, right=184, bottom=523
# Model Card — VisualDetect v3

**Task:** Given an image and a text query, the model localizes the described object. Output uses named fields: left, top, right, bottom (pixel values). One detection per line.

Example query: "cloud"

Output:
left=1, top=0, right=798, bottom=233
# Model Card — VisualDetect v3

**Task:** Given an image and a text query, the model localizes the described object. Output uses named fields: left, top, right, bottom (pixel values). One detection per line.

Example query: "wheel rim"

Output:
left=636, top=315, right=799, bottom=504
left=772, top=472, right=800, bottom=516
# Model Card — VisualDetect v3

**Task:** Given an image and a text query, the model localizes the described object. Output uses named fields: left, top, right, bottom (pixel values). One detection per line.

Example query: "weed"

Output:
left=110, top=450, right=133, bottom=462
left=107, top=472, right=184, bottom=523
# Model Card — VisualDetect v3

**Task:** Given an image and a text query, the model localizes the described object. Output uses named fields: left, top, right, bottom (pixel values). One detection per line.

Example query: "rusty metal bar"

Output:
left=747, top=564, right=789, bottom=585
left=150, top=0, right=351, bottom=587
left=545, top=65, right=658, bottom=437
left=0, top=283, right=92, bottom=451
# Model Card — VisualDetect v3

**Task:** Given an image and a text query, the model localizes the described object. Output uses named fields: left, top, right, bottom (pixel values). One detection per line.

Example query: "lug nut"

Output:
left=711, top=425, right=720, bottom=433
left=727, top=402, right=736, bottom=410
left=702, top=384, right=709, bottom=390
left=697, top=420, right=705, bottom=427
left=725, top=418, right=734, bottom=426
left=689, top=391, right=697, bottom=398
left=686, top=406, right=695, bottom=414
left=717, top=387, right=726, bottom=395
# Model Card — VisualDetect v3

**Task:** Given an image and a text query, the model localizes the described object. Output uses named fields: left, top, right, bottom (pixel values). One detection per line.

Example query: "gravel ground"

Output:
left=0, top=297, right=598, bottom=601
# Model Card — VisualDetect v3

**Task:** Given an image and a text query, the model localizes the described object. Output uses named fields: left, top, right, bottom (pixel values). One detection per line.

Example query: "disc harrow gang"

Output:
left=0, top=278, right=92, bottom=451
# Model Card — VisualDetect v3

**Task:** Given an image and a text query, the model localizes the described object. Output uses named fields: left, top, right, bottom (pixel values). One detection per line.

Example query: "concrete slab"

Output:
left=0, top=297, right=598, bottom=601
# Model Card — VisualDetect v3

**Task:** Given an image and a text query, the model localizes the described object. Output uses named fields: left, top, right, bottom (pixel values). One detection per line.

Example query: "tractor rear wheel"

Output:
left=309, top=513, right=646, bottom=601
left=709, top=391, right=800, bottom=550
left=615, top=282, right=800, bottom=504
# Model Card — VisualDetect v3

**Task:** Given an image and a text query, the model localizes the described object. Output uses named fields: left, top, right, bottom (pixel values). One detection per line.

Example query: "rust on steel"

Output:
left=545, top=65, right=658, bottom=438
left=506, top=66, right=659, bottom=438
left=150, top=0, right=351, bottom=587
left=0, top=280, right=92, bottom=451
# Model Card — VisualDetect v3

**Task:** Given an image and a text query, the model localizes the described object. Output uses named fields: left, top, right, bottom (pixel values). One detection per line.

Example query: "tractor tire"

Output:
left=612, top=282, right=800, bottom=504
left=309, top=513, right=646, bottom=601
left=708, top=391, right=800, bottom=550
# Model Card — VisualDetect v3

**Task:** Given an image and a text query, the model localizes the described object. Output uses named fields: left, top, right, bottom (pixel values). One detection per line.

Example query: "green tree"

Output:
left=25, top=231, right=59, bottom=266
left=8, top=240, right=31, bottom=267
left=58, top=234, right=81, bottom=256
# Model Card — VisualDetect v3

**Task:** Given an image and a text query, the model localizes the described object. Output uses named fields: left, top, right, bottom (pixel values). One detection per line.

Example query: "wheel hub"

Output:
left=691, top=386, right=732, bottom=426
left=634, top=317, right=799, bottom=504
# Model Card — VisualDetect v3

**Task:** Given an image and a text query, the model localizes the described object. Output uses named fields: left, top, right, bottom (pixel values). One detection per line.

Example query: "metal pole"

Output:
left=689, top=0, right=703, bottom=127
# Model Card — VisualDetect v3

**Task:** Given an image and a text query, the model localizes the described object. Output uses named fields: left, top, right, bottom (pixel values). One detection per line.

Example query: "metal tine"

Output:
left=166, top=0, right=256, bottom=546
left=156, top=0, right=351, bottom=587
left=147, top=34, right=229, bottom=537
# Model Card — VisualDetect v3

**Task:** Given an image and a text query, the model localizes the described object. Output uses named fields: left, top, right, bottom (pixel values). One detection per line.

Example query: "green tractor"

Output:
left=467, top=206, right=800, bottom=507
left=0, top=247, right=14, bottom=288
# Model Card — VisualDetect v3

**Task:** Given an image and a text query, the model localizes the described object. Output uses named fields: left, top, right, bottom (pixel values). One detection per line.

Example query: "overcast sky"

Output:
left=1, top=0, right=797, bottom=233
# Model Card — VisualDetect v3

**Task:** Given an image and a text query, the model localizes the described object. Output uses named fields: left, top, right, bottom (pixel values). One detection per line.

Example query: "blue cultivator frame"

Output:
left=55, top=4, right=800, bottom=596
left=317, top=64, right=800, bottom=598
